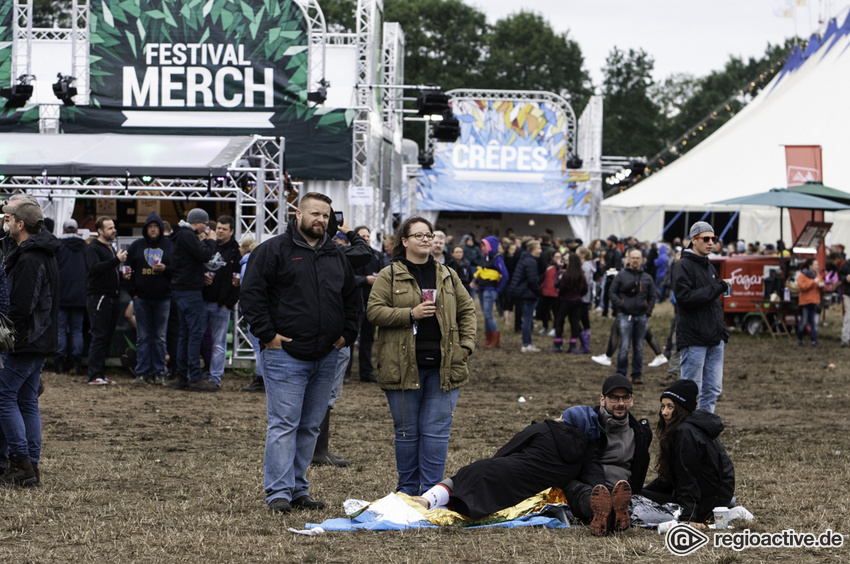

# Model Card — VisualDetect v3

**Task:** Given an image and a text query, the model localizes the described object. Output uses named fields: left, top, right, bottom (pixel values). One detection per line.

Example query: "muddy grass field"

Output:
left=2, top=302, right=848, bottom=563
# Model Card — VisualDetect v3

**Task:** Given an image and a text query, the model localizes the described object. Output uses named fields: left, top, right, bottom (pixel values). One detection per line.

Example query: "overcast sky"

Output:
left=472, top=0, right=848, bottom=87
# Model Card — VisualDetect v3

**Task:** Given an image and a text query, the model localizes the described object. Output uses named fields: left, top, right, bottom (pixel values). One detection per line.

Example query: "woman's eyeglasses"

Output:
left=700, top=236, right=719, bottom=243
left=407, top=232, right=435, bottom=241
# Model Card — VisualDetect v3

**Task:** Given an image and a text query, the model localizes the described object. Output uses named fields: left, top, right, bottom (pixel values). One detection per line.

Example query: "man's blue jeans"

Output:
left=479, top=288, right=499, bottom=333
left=262, top=346, right=339, bottom=505
left=202, top=302, right=232, bottom=385
left=617, top=314, right=647, bottom=380
left=328, top=345, right=351, bottom=409
left=134, top=297, right=171, bottom=378
left=172, top=290, right=206, bottom=383
left=56, top=307, right=85, bottom=359
left=680, top=341, right=725, bottom=413
left=385, top=368, right=459, bottom=495
left=0, top=352, right=44, bottom=462
left=521, top=298, right=538, bottom=346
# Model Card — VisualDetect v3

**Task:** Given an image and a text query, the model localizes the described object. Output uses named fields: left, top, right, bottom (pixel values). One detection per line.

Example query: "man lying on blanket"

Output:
left=414, top=375, right=652, bottom=537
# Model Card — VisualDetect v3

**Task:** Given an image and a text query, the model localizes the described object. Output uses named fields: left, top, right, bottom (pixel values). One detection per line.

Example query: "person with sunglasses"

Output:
left=670, top=222, right=731, bottom=413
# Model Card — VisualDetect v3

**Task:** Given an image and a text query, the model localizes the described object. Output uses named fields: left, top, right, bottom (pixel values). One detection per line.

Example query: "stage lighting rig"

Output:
left=432, top=109, right=460, bottom=142
left=416, top=90, right=450, bottom=117
left=566, top=155, right=584, bottom=169
left=1, top=75, right=35, bottom=109
left=52, top=74, right=78, bottom=106
left=307, top=78, right=329, bottom=105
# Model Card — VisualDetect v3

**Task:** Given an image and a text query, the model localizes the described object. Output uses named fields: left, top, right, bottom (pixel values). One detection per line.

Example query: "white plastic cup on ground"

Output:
left=713, top=506, right=730, bottom=529
left=658, top=520, right=677, bottom=534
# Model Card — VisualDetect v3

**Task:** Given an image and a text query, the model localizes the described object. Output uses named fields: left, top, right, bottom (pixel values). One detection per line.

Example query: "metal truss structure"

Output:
left=12, top=1, right=33, bottom=82
left=0, top=136, right=289, bottom=361
left=293, top=0, right=327, bottom=93
left=71, top=0, right=90, bottom=106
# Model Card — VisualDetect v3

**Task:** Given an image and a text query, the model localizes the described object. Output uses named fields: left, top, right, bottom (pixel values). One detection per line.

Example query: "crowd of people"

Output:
left=9, top=193, right=835, bottom=532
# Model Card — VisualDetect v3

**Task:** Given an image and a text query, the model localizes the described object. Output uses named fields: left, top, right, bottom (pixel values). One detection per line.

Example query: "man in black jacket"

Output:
left=671, top=221, right=730, bottom=413
left=126, top=212, right=172, bottom=385
left=352, top=225, right=383, bottom=383
left=610, top=248, right=656, bottom=385
left=564, top=375, right=652, bottom=536
left=601, top=235, right=623, bottom=317
left=85, top=216, right=128, bottom=385
left=167, top=208, right=217, bottom=392
left=55, top=219, right=87, bottom=375
left=241, top=192, right=359, bottom=514
left=0, top=200, right=60, bottom=486
left=200, top=215, right=240, bottom=388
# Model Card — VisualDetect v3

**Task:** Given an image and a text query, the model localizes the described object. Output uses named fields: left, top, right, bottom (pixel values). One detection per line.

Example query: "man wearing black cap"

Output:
left=167, top=208, right=217, bottom=391
left=564, top=374, right=652, bottom=536
left=671, top=221, right=731, bottom=413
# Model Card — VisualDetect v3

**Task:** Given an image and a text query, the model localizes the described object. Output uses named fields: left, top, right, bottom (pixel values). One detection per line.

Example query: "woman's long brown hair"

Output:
left=654, top=402, right=689, bottom=483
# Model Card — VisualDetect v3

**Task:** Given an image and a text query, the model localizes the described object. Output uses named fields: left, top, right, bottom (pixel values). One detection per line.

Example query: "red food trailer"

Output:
left=709, top=255, right=792, bottom=334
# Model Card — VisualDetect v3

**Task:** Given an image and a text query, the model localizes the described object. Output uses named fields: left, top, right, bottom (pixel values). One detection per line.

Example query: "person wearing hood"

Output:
left=473, top=235, right=509, bottom=349
left=125, top=212, right=173, bottom=385
left=240, top=192, right=359, bottom=514
left=367, top=216, right=476, bottom=498
left=642, top=380, right=735, bottom=527
left=796, top=258, right=824, bottom=347
left=671, top=222, right=730, bottom=413
left=84, top=216, right=128, bottom=386
left=166, top=208, right=218, bottom=392
left=55, top=219, right=88, bottom=375
left=411, top=406, right=613, bottom=523
left=0, top=200, right=60, bottom=486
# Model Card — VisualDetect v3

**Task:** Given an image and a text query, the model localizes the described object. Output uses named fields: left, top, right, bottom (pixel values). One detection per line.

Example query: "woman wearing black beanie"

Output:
left=642, top=380, right=735, bottom=526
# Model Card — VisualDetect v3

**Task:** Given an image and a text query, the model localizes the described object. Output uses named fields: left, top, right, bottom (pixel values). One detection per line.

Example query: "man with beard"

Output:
left=564, top=375, right=652, bottom=536
left=0, top=200, right=59, bottom=486
left=240, top=192, right=359, bottom=514
left=85, top=216, right=128, bottom=385
left=200, top=215, right=240, bottom=388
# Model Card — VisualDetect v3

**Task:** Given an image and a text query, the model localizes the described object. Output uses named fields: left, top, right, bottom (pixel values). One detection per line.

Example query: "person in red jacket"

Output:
left=796, top=258, right=824, bottom=347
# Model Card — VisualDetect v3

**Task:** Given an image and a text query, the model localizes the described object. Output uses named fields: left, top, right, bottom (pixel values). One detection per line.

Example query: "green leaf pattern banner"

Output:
left=60, top=0, right=354, bottom=180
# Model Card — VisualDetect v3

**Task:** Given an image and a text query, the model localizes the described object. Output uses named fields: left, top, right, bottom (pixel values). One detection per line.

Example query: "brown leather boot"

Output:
left=490, top=331, right=500, bottom=348
left=478, top=332, right=495, bottom=349
left=0, top=455, right=37, bottom=487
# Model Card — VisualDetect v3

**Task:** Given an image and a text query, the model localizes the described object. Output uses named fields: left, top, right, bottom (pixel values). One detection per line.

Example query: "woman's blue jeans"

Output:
left=798, top=304, right=819, bottom=343
left=385, top=367, right=459, bottom=495
left=479, top=289, right=499, bottom=333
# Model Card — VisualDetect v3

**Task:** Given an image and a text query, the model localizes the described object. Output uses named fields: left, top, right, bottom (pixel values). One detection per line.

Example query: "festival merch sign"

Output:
left=417, top=99, right=591, bottom=215
left=56, top=0, right=352, bottom=180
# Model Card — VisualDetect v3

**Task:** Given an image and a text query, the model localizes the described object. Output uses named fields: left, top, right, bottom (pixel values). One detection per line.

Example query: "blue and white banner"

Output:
left=418, top=99, right=591, bottom=215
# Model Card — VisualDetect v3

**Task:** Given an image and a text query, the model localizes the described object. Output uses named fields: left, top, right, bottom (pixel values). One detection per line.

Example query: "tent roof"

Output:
left=0, top=134, right=257, bottom=177
left=602, top=10, right=850, bottom=211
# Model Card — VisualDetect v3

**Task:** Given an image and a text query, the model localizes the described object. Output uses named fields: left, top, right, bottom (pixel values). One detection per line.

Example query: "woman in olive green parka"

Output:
left=367, top=216, right=476, bottom=495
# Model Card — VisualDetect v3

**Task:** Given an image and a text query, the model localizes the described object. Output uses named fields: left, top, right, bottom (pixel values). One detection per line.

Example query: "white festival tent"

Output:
left=601, top=11, right=850, bottom=247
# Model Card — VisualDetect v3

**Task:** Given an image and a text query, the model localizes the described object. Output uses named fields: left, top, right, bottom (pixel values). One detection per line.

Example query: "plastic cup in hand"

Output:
left=121, top=266, right=132, bottom=279
left=421, top=289, right=436, bottom=304
left=151, top=256, right=161, bottom=266
left=208, top=272, right=216, bottom=281
left=713, top=506, right=730, bottom=529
